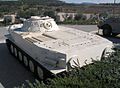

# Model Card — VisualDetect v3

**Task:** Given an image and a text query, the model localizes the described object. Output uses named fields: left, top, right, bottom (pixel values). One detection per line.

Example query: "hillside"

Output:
left=0, top=0, right=120, bottom=18
left=0, top=0, right=65, bottom=5
left=21, top=0, right=63, bottom=3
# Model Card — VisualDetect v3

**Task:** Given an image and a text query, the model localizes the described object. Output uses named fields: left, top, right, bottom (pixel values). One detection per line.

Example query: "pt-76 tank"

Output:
left=5, top=16, right=113, bottom=79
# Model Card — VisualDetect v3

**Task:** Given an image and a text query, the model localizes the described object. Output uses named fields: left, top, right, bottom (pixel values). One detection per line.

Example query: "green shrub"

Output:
left=18, top=49, right=120, bottom=88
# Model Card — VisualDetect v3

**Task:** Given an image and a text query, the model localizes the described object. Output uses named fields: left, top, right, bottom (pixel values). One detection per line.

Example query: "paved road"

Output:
left=0, top=27, right=35, bottom=88
left=64, top=25, right=120, bottom=44
left=0, top=25, right=120, bottom=88
left=62, top=25, right=98, bottom=32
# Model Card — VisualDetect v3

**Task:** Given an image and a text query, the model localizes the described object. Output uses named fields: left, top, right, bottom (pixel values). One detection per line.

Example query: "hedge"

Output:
left=17, top=49, right=120, bottom=88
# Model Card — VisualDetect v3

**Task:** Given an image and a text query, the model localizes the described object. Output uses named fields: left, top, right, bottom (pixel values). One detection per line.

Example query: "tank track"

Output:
left=6, top=39, right=54, bottom=80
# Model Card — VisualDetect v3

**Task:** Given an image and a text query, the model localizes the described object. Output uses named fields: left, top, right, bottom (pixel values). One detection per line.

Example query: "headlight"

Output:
left=44, top=58, right=66, bottom=68
left=103, top=46, right=114, bottom=58
left=56, top=58, right=66, bottom=68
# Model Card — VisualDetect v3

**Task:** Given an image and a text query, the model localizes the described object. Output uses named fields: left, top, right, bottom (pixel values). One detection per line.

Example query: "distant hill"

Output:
left=0, top=0, right=65, bottom=5
left=80, top=2, right=97, bottom=5
left=0, top=0, right=17, bottom=1
left=1, top=0, right=120, bottom=15
left=18, top=0, right=65, bottom=5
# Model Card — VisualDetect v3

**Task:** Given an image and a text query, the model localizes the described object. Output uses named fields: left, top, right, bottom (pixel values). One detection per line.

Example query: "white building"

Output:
left=57, top=12, right=100, bottom=22
left=0, top=18, right=4, bottom=22
left=4, top=14, right=16, bottom=24
left=56, top=12, right=77, bottom=22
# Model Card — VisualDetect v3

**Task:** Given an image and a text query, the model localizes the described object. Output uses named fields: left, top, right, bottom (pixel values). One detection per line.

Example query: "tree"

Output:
left=43, top=11, right=56, bottom=20
left=74, top=13, right=86, bottom=21
left=67, top=14, right=73, bottom=20
left=99, top=12, right=108, bottom=20
left=0, top=13, right=3, bottom=18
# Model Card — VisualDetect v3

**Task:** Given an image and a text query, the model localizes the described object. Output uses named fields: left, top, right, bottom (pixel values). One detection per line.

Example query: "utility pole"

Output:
left=113, top=0, right=116, bottom=16
left=114, top=0, right=116, bottom=4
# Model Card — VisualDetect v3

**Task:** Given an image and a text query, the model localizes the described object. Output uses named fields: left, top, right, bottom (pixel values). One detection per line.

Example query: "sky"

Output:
left=60, top=0, right=120, bottom=4
left=0, top=0, right=120, bottom=3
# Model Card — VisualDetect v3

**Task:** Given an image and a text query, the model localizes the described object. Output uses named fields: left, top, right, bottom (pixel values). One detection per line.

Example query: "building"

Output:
left=56, top=12, right=77, bottom=22
left=4, top=14, right=16, bottom=24
left=56, top=12, right=100, bottom=22
left=0, top=18, right=4, bottom=22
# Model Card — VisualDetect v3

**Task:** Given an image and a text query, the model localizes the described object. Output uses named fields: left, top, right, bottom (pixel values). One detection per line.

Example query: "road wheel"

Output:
left=29, top=60, right=34, bottom=73
left=10, top=45, right=14, bottom=54
left=18, top=51, right=22, bottom=61
left=103, top=26, right=112, bottom=36
left=14, top=48, right=17, bottom=57
left=23, top=56, right=28, bottom=67
left=37, top=66, right=43, bottom=79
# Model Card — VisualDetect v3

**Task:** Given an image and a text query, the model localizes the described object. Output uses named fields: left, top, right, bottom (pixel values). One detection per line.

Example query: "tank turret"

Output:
left=5, top=16, right=113, bottom=79
left=21, top=16, right=59, bottom=33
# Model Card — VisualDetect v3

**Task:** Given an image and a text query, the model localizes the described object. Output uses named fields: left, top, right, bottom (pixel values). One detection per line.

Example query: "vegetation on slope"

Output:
left=20, top=0, right=64, bottom=4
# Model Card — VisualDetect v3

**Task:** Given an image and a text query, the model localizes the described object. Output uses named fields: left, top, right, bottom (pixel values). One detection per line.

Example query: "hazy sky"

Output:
left=60, top=0, right=120, bottom=3
left=0, top=0, right=120, bottom=3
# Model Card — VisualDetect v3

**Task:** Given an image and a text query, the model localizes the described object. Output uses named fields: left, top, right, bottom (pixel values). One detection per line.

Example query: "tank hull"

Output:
left=6, top=39, right=54, bottom=79
left=5, top=16, right=114, bottom=79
